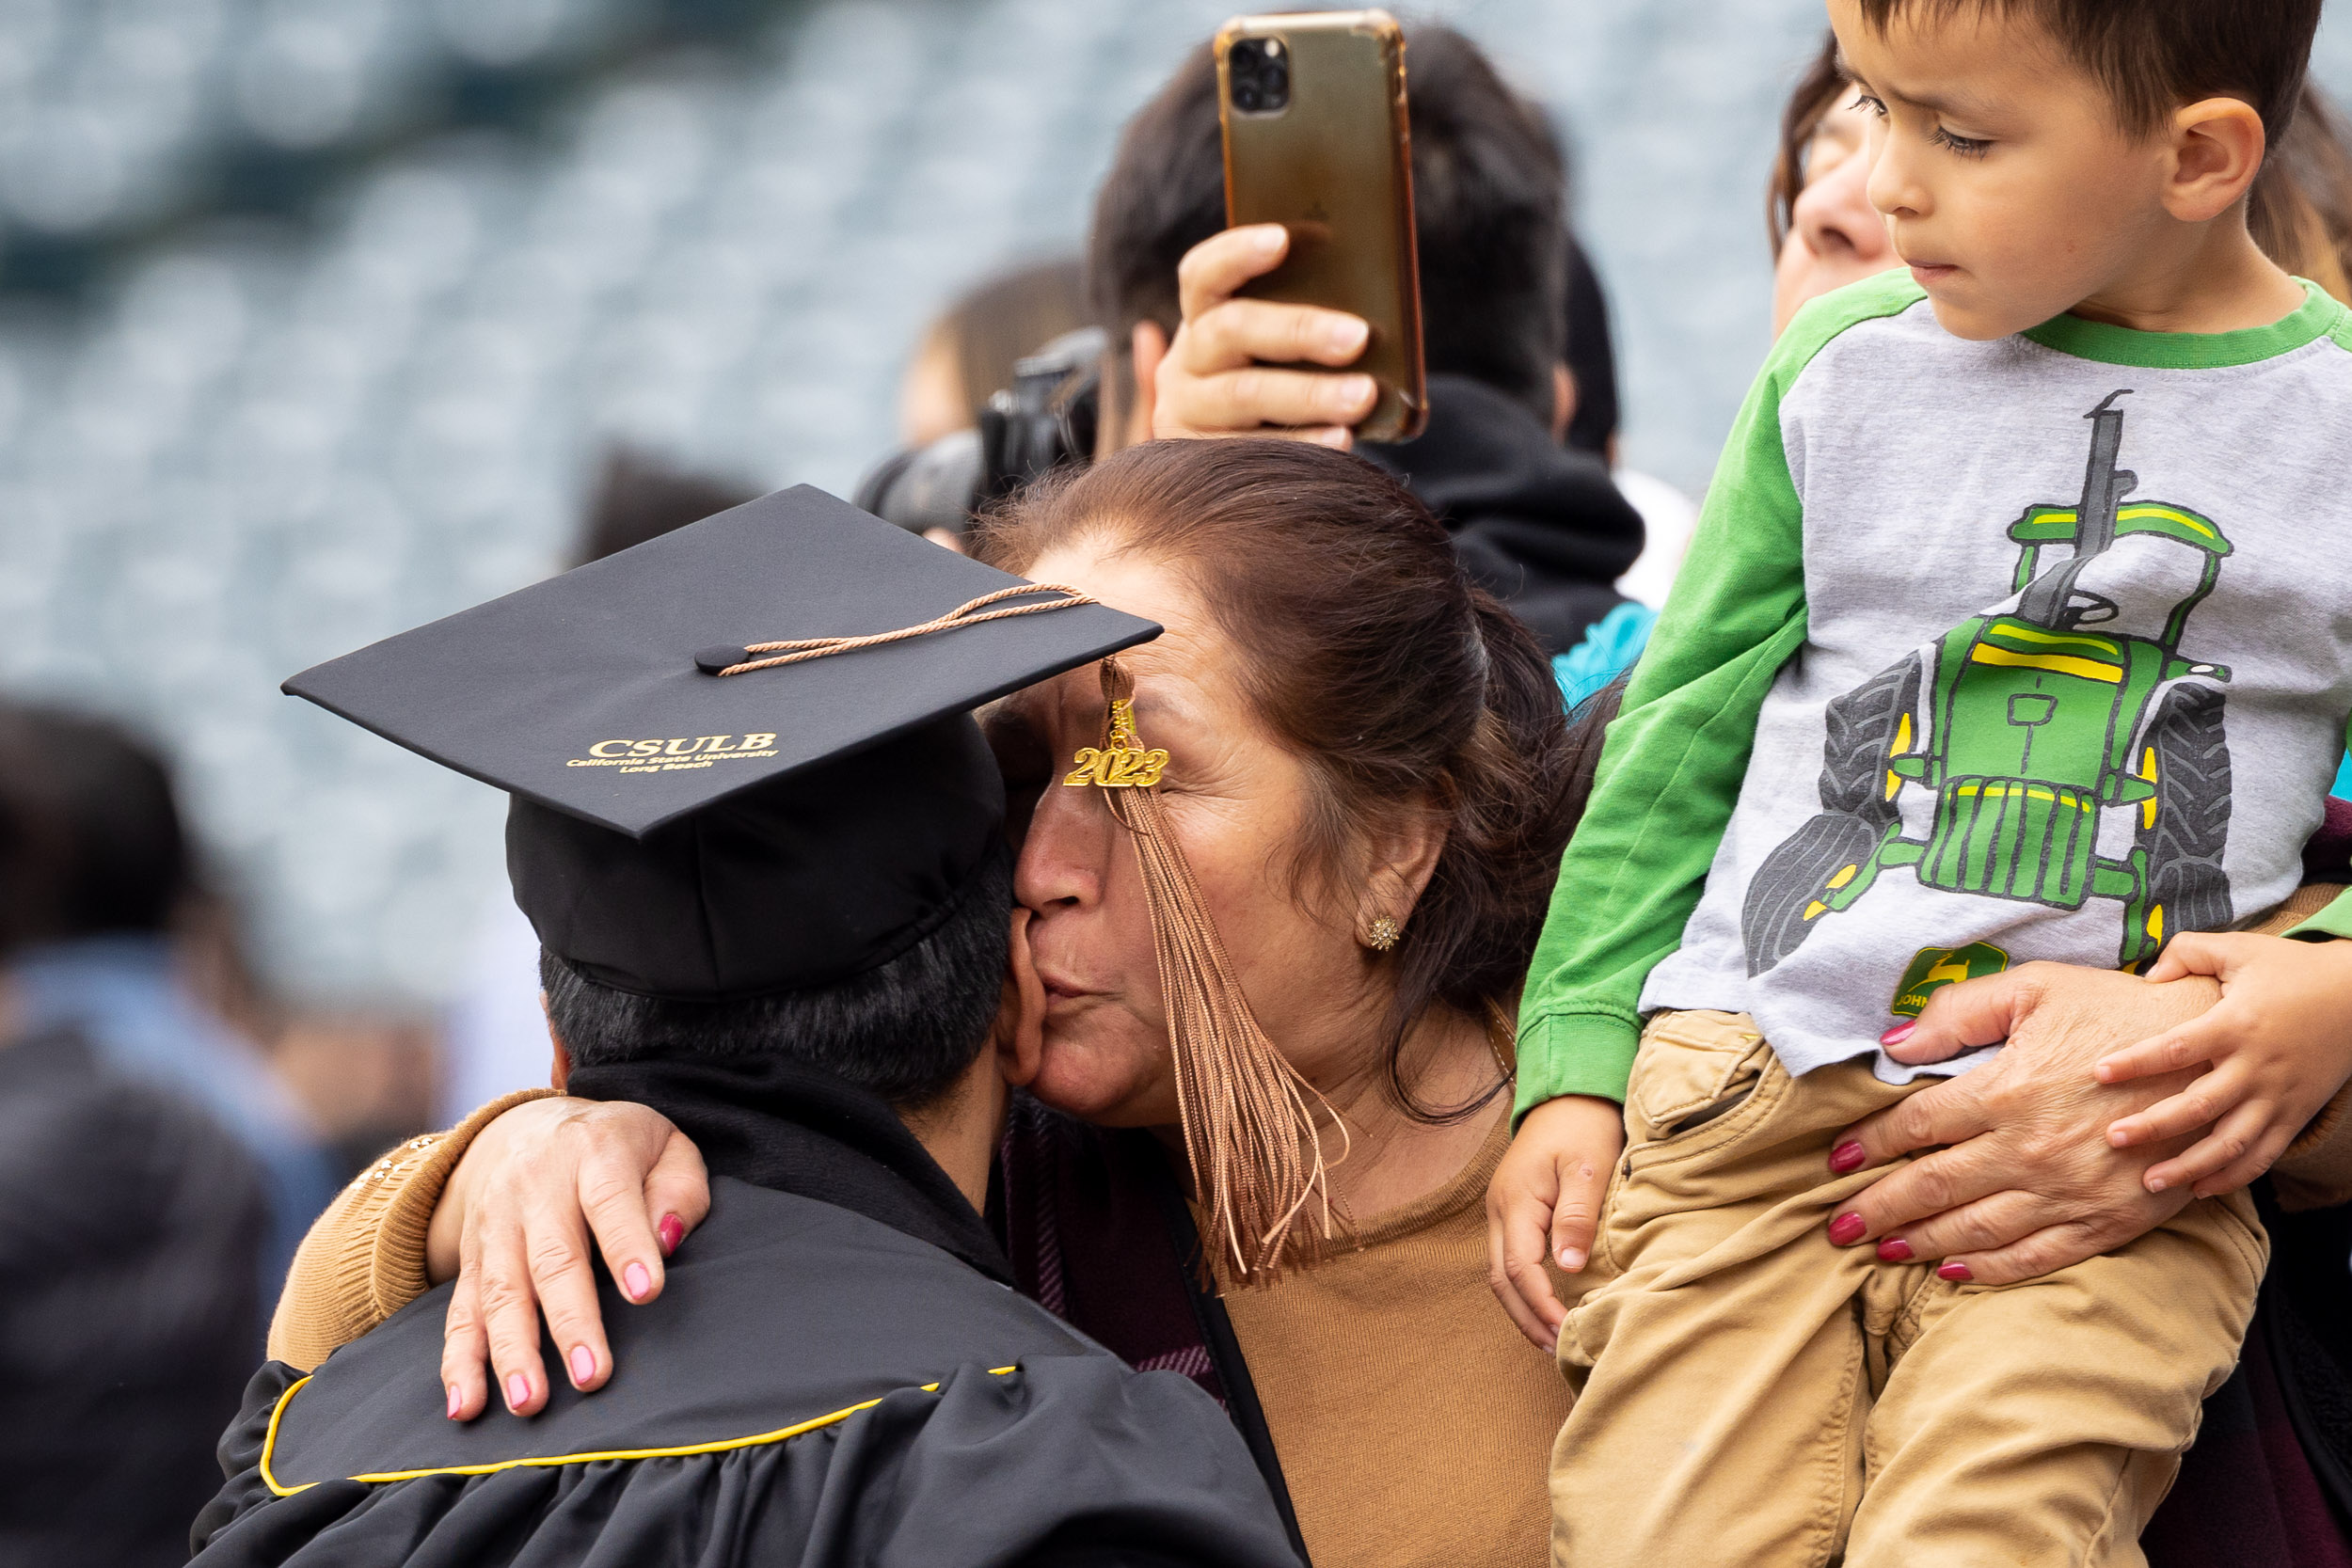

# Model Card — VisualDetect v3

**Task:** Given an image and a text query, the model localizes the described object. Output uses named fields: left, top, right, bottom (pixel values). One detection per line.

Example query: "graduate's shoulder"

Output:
left=194, top=1180, right=1295, bottom=1566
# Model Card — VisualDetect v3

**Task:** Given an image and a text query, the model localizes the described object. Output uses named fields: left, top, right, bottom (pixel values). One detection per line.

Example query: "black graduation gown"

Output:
left=190, top=1059, right=1300, bottom=1568
left=1361, top=372, right=1646, bottom=657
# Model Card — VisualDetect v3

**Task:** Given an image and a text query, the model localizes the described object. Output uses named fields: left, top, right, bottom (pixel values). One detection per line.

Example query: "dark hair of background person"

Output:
left=1089, top=24, right=1572, bottom=423
left=1853, top=0, right=2321, bottom=143
left=1560, top=236, right=1619, bottom=454
left=922, top=257, right=1090, bottom=426
left=576, top=447, right=760, bottom=567
left=1769, top=30, right=2352, bottom=304
left=973, top=436, right=1578, bottom=1119
left=0, top=705, right=186, bottom=942
left=537, top=839, right=1013, bottom=1108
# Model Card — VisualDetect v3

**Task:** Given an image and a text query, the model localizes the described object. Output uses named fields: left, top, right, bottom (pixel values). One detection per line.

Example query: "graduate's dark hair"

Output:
left=1089, top=24, right=1572, bottom=422
left=977, top=438, right=1584, bottom=1122
left=540, top=839, right=1013, bottom=1107
left=1852, top=0, right=2320, bottom=145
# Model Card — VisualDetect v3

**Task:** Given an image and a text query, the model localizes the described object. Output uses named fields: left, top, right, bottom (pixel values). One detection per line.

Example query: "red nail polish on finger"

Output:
left=446, top=1384, right=464, bottom=1420
left=1937, top=1261, right=1974, bottom=1283
left=658, top=1214, right=685, bottom=1257
left=1829, top=1141, right=1867, bottom=1174
left=1876, top=1237, right=1914, bottom=1262
left=1880, top=1022, right=1915, bottom=1046
left=1828, top=1212, right=1867, bottom=1246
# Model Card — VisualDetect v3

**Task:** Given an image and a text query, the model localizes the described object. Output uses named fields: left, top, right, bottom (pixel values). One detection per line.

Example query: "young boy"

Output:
left=1497, top=1, right=2352, bottom=1562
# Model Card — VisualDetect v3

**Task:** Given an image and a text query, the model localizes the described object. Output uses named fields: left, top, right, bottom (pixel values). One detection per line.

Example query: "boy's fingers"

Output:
left=1549, top=1150, right=1608, bottom=1275
left=1176, top=224, right=1289, bottom=321
left=2140, top=931, right=2236, bottom=985
left=1486, top=1194, right=1565, bottom=1352
left=2092, top=1019, right=2221, bottom=1085
left=2106, top=1065, right=2238, bottom=1152
left=1181, top=298, right=1370, bottom=372
left=440, top=1277, right=492, bottom=1421
left=2146, top=1100, right=2276, bottom=1195
left=2188, top=1118, right=2298, bottom=1198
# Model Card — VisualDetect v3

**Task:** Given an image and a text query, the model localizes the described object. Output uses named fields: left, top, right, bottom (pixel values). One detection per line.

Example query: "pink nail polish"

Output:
left=657, top=1214, right=684, bottom=1257
left=1876, top=1237, right=1914, bottom=1262
left=1828, top=1141, right=1867, bottom=1174
left=446, top=1384, right=464, bottom=1420
left=1828, top=1212, right=1867, bottom=1246
left=569, top=1345, right=595, bottom=1386
left=1880, top=1022, right=1915, bottom=1046
left=1937, top=1261, right=1973, bottom=1282
left=505, top=1372, right=530, bottom=1412
left=624, top=1262, right=653, bottom=1301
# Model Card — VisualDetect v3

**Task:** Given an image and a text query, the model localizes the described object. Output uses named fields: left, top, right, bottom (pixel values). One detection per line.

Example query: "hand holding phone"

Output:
left=1149, top=10, right=1425, bottom=449
left=1150, top=224, right=1382, bottom=448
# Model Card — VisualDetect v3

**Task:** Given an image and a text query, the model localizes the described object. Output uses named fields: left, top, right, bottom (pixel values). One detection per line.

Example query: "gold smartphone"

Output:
left=1216, top=9, right=1427, bottom=443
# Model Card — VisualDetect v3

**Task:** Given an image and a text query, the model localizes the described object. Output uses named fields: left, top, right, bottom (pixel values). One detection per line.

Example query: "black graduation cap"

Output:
left=284, top=485, right=1159, bottom=999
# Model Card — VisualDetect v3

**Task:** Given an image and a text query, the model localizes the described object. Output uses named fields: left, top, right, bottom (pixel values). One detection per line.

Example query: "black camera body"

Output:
left=855, top=326, right=1105, bottom=538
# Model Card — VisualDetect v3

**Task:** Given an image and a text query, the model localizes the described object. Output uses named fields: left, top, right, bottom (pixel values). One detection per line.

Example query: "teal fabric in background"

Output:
left=1553, top=600, right=1658, bottom=711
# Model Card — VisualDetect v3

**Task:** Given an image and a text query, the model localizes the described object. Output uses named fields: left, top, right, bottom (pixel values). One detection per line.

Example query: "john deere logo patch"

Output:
left=1889, top=942, right=2010, bottom=1019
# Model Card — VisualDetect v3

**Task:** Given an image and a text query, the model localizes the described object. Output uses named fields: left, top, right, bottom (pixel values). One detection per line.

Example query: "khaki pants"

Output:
left=1549, top=1009, right=2267, bottom=1568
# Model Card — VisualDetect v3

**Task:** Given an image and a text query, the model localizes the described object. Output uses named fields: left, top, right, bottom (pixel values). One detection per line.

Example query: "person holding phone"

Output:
left=1097, top=25, right=1651, bottom=662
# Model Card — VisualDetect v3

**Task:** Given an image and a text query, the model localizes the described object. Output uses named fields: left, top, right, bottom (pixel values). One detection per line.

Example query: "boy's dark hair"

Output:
left=539, top=840, right=1013, bottom=1107
left=1854, top=0, right=2321, bottom=143
left=1088, top=24, right=1572, bottom=420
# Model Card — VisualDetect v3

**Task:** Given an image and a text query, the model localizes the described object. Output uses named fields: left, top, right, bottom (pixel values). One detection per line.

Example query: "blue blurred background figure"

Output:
left=0, top=705, right=335, bottom=1296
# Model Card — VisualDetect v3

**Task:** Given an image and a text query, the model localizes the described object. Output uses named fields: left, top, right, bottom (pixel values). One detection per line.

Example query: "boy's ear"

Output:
left=2165, top=96, right=2269, bottom=224
left=994, top=910, right=1047, bottom=1088
left=543, top=992, right=572, bottom=1091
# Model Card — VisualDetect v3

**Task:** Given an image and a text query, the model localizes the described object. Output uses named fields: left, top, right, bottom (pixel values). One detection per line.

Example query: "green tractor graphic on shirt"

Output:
left=1742, top=390, right=2234, bottom=982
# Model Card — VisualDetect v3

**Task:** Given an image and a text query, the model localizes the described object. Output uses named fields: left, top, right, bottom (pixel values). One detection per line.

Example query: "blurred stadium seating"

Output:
left=1, top=0, right=2345, bottom=1006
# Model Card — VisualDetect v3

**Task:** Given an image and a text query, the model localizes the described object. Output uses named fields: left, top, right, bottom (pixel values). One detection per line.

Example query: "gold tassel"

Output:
left=1067, top=657, right=1343, bottom=1282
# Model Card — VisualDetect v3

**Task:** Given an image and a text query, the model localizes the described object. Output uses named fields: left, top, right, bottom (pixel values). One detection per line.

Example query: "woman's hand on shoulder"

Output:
left=434, top=1097, right=710, bottom=1421
left=1486, top=1093, right=1626, bottom=1353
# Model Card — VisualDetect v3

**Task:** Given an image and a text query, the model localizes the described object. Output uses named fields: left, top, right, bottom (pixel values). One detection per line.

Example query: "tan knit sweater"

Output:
left=1222, top=1115, right=1569, bottom=1568
left=266, top=1087, right=555, bottom=1369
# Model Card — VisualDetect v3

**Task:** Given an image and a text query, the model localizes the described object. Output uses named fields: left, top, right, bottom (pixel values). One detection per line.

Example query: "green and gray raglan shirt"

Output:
left=1516, top=271, right=2352, bottom=1118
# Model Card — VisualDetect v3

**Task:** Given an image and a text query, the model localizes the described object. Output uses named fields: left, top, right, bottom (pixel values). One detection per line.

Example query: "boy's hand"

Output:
left=2094, top=934, right=2352, bottom=1197
left=1486, top=1094, right=1626, bottom=1352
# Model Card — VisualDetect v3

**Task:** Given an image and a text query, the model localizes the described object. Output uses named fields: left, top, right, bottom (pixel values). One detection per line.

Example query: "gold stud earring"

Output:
left=1362, top=916, right=1401, bottom=952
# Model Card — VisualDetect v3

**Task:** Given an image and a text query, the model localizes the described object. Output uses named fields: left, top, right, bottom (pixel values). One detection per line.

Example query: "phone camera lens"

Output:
left=1233, top=80, right=1263, bottom=112
left=1232, top=39, right=1263, bottom=70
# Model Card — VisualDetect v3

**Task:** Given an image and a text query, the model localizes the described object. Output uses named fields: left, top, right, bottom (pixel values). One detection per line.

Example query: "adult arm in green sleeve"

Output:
left=1511, top=274, right=1928, bottom=1122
